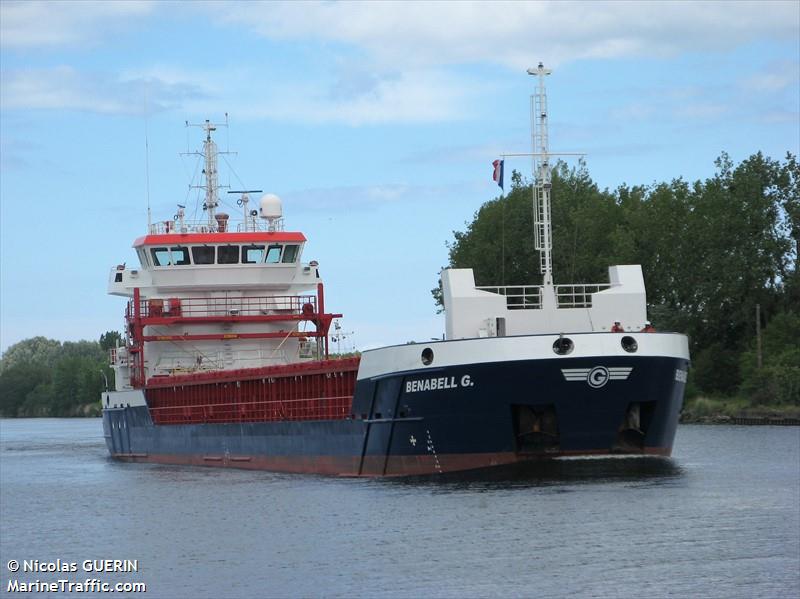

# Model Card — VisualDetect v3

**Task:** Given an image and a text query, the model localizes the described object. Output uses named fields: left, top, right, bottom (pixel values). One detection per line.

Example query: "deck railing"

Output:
left=476, top=285, right=543, bottom=309
left=555, top=284, right=612, bottom=308
left=476, top=283, right=613, bottom=309
left=128, top=294, right=318, bottom=320
left=148, top=218, right=283, bottom=235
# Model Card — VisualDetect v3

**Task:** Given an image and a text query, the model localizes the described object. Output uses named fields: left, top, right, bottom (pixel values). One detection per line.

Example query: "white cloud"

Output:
left=740, top=61, right=800, bottom=94
left=0, top=0, right=155, bottom=48
left=1, top=62, right=475, bottom=125
left=760, top=110, right=800, bottom=124
left=610, top=102, right=658, bottom=121
left=284, top=181, right=486, bottom=212
left=225, top=69, right=476, bottom=125
left=2, top=1, right=796, bottom=128
left=675, top=102, right=730, bottom=120
left=213, top=1, right=799, bottom=69
left=0, top=66, right=205, bottom=115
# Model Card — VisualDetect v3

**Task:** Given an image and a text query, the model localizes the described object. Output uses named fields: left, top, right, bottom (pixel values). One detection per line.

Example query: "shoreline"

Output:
left=680, top=397, right=800, bottom=425
left=680, top=414, right=800, bottom=425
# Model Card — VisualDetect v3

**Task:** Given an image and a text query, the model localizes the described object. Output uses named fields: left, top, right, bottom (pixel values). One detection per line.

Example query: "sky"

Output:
left=1, top=0, right=798, bottom=354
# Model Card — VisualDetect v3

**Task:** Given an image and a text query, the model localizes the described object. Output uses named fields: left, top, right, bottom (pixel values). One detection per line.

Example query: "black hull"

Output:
left=103, top=355, right=688, bottom=476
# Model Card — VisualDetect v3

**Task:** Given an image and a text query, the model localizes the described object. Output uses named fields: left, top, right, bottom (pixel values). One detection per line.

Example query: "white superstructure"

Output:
left=106, top=123, right=338, bottom=392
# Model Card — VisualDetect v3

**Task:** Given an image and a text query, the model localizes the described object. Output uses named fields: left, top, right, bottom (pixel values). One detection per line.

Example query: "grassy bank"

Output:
left=681, top=396, right=800, bottom=424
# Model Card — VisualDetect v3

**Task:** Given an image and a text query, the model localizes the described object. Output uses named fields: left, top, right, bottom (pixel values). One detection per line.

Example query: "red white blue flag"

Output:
left=492, top=159, right=504, bottom=190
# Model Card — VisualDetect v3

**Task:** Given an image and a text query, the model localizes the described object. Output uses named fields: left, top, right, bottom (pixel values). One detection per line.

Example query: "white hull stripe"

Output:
left=358, top=332, right=690, bottom=380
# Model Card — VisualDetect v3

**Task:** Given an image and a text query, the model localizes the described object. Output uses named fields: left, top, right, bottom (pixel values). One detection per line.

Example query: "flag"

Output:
left=492, top=159, right=504, bottom=190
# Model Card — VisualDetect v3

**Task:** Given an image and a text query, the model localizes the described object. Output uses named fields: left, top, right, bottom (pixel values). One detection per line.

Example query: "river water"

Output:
left=1, top=419, right=798, bottom=598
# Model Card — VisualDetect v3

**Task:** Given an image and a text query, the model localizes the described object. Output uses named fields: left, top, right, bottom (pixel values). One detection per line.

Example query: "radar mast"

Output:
left=499, top=64, right=583, bottom=288
left=184, top=118, right=232, bottom=228
left=528, top=62, right=554, bottom=286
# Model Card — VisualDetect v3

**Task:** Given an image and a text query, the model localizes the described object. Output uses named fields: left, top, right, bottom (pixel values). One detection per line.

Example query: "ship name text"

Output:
left=406, top=375, right=473, bottom=394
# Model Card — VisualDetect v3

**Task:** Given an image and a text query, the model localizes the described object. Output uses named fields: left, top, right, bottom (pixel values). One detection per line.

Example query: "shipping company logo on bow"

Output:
left=561, top=366, right=633, bottom=388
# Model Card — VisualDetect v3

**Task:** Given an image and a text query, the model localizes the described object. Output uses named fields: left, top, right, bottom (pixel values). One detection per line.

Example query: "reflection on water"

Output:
left=391, top=456, right=685, bottom=489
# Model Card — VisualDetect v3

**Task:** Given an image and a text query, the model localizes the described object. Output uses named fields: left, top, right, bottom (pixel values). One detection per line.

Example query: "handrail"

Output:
left=476, top=282, right=613, bottom=309
left=476, top=285, right=543, bottom=309
left=555, top=284, right=612, bottom=308
left=128, top=294, right=318, bottom=319
left=148, top=218, right=284, bottom=235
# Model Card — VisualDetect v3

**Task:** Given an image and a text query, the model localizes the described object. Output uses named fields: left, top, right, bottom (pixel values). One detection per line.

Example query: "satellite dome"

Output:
left=259, top=194, right=282, bottom=219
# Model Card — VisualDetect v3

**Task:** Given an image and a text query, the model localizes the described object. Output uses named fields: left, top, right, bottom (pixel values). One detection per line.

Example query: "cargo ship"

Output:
left=102, top=65, right=690, bottom=476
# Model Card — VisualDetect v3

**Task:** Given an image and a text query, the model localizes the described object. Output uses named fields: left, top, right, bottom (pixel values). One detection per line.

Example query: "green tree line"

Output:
left=0, top=332, right=121, bottom=417
left=435, top=152, right=799, bottom=405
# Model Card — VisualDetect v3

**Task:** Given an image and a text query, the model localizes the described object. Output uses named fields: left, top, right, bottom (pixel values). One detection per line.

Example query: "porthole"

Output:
left=621, top=336, right=638, bottom=353
left=421, top=347, right=434, bottom=365
left=552, top=337, right=574, bottom=355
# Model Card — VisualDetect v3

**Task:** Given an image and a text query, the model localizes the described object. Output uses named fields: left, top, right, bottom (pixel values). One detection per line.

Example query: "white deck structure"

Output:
left=442, top=266, right=648, bottom=340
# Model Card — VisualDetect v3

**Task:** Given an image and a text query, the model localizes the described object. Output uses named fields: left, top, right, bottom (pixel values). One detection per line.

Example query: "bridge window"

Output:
left=282, top=244, right=299, bottom=263
left=192, top=246, right=215, bottom=265
left=150, top=247, right=171, bottom=266
left=218, top=245, right=239, bottom=264
left=265, top=245, right=282, bottom=263
left=137, top=248, right=149, bottom=268
left=242, top=245, right=266, bottom=264
left=170, top=246, right=191, bottom=266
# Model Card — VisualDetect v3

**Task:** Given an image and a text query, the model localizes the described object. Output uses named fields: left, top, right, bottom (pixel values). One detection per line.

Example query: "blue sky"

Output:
left=1, top=0, right=798, bottom=353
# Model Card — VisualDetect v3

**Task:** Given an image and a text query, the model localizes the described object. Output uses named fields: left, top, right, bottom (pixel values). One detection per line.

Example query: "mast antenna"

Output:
left=528, top=62, right=554, bottom=286
left=144, top=91, right=152, bottom=231
left=498, top=64, right=584, bottom=287
left=183, top=118, right=235, bottom=228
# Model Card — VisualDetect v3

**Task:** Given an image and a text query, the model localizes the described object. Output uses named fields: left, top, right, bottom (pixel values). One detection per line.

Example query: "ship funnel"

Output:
left=259, top=194, right=283, bottom=231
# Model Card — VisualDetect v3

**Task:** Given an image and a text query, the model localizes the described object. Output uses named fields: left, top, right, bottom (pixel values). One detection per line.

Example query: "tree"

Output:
left=0, top=337, right=61, bottom=373
left=99, top=331, right=123, bottom=352
left=0, top=335, right=112, bottom=416
left=739, top=312, right=800, bottom=405
left=0, top=363, right=52, bottom=416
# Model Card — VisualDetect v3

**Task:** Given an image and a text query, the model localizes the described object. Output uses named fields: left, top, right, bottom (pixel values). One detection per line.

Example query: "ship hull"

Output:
left=103, top=337, right=689, bottom=476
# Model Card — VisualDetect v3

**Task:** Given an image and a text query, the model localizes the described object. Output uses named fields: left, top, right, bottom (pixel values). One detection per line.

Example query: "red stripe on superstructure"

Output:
left=133, top=231, right=307, bottom=247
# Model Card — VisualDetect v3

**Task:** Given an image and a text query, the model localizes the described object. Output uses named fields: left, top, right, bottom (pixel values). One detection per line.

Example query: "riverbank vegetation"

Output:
left=435, top=152, right=799, bottom=415
left=0, top=333, right=120, bottom=417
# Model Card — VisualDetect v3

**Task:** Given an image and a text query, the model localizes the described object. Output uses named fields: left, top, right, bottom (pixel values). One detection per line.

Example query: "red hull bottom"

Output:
left=111, top=447, right=672, bottom=477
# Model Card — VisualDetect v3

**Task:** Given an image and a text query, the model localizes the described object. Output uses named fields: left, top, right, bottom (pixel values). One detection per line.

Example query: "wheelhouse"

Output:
left=132, top=232, right=306, bottom=269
